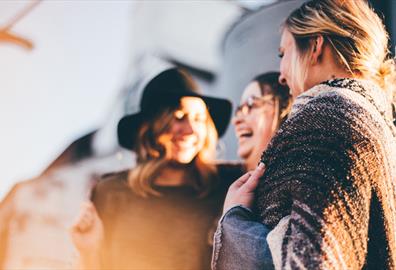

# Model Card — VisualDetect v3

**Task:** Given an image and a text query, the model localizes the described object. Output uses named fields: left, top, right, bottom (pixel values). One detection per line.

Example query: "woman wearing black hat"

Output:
left=70, top=68, right=242, bottom=270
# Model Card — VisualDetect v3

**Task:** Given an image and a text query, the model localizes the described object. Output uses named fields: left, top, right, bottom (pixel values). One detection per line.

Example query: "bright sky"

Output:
left=0, top=1, right=131, bottom=200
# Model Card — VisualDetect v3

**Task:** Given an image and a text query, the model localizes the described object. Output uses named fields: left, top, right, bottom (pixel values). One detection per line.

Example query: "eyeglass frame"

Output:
left=234, top=95, right=275, bottom=117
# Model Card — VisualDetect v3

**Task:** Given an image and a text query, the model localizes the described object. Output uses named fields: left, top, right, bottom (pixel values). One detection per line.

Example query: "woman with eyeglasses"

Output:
left=233, top=72, right=291, bottom=171
left=212, top=72, right=291, bottom=270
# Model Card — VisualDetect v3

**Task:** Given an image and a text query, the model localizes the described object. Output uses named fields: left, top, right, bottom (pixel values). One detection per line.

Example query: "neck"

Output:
left=246, top=151, right=262, bottom=171
left=154, top=162, right=194, bottom=187
left=305, top=45, right=355, bottom=91
left=307, top=67, right=353, bottom=91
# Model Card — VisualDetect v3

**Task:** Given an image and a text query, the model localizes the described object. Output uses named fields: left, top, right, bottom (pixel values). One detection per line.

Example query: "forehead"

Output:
left=280, top=28, right=294, bottom=48
left=179, top=96, right=207, bottom=113
left=241, top=81, right=262, bottom=103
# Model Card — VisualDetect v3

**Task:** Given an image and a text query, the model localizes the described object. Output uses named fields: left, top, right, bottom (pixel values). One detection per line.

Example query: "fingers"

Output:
left=222, top=163, right=266, bottom=213
left=230, top=172, right=252, bottom=189
left=252, top=162, right=265, bottom=178
left=241, top=162, right=265, bottom=192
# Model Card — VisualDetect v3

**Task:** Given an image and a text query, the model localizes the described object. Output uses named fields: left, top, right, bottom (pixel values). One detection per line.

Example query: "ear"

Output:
left=311, top=35, right=324, bottom=64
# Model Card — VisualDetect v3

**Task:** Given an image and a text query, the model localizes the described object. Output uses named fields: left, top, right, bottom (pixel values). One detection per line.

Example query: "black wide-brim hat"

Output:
left=118, top=68, right=232, bottom=150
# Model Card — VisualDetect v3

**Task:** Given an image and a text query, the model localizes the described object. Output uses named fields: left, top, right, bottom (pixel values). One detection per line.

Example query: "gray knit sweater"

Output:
left=256, top=78, right=396, bottom=269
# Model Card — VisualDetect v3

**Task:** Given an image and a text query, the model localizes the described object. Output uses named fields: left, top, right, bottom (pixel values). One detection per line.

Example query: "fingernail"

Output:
left=257, top=162, right=265, bottom=170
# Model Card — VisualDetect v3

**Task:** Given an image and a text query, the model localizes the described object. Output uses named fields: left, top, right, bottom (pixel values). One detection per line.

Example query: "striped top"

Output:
left=256, top=78, right=396, bottom=269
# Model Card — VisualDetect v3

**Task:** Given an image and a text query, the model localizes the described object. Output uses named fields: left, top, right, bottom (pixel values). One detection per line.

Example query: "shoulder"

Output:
left=0, top=175, right=66, bottom=223
left=91, top=170, right=134, bottom=216
left=0, top=181, right=27, bottom=219
left=292, top=78, right=388, bottom=123
left=92, top=170, right=130, bottom=200
left=285, top=82, right=375, bottom=137
left=291, top=85, right=353, bottom=118
left=261, top=83, right=372, bottom=166
left=0, top=175, right=49, bottom=211
left=98, top=170, right=128, bottom=187
left=289, top=80, right=391, bottom=142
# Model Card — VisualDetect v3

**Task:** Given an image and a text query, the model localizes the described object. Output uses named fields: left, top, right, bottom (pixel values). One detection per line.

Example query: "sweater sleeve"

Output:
left=256, top=94, right=375, bottom=269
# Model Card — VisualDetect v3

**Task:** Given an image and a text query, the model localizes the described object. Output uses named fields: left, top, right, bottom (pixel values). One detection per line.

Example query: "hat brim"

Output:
left=118, top=93, right=232, bottom=150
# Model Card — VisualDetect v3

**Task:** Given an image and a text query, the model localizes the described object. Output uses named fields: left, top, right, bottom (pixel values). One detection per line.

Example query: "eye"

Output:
left=174, top=110, right=185, bottom=120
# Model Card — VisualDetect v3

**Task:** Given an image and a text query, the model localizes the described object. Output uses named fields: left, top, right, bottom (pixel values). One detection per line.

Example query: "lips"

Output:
left=239, top=130, right=253, bottom=138
left=236, top=126, right=254, bottom=139
left=173, top=137, right=197, bottom=148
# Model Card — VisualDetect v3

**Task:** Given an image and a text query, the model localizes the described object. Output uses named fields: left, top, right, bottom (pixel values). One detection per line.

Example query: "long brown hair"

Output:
left=128, top=102, right=218, bottom=198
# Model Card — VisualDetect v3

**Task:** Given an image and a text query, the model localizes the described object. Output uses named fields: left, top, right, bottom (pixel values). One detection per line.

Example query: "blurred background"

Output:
left=0, top=1, right=395, bottom=269
left=1, top=0, right=395, bottom=200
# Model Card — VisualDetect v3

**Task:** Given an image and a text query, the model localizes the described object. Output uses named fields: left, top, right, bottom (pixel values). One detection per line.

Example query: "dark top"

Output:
left=92, top=163, right=243, bottom=270
left=256, top=79, right=396, bottom=269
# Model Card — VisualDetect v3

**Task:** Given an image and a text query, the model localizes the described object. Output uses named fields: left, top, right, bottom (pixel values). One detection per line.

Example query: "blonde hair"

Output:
left=284, top=0, right=396, bottom=101
left=128, top=105, right=218, bottom=198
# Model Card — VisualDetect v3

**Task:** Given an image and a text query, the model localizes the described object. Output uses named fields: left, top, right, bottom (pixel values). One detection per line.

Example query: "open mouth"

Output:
left=238, top=130, right=253, bottom=139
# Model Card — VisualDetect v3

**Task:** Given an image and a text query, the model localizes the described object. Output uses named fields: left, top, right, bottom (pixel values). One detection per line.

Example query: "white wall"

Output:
left=0, top=1, right=132, bottom=199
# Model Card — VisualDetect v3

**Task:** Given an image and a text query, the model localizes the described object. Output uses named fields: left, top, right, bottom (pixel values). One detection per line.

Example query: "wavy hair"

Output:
left=128, top=103, right=218, bottom=198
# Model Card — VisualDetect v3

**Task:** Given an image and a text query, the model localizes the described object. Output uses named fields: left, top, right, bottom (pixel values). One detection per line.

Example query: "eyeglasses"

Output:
left=234, top=95, right=274, bottom=116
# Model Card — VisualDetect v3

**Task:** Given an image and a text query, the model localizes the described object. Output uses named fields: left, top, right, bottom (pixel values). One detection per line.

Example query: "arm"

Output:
left=212, top=165, right=274, bottom=270
left=212, top=205, right=274, bottom=270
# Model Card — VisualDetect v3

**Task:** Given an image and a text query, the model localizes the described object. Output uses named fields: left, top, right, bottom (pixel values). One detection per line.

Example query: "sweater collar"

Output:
left=291, top=78, right=394, bottom=126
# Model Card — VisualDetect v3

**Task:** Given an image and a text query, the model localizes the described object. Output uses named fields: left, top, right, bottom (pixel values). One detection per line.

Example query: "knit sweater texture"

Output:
left=256, top=78, right=396, bottom=269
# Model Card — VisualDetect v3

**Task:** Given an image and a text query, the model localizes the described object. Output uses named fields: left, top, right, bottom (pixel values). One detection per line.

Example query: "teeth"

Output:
left=238, top=131, right=253, bottom=138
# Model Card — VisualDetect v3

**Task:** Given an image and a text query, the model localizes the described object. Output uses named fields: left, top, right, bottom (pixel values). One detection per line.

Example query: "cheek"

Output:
left=254, top=114, right=274, bottom=141
left=168, top=121, right=179, bottom=134
left=197, top=125, right=207, bottom=143
left=280, top=57, right=291, bottom=77
left=186, top=122, right=207, bottom=148
left=280, top=58, right=286, bottom=74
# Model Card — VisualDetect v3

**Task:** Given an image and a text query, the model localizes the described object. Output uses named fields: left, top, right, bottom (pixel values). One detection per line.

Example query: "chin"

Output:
left=237, top=149, right=250, bottom=162
left=173, top=153, right=197, bottom=164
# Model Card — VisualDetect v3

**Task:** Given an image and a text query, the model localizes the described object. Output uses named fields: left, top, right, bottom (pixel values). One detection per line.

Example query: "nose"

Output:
left=232, top=111, right=244, bottom=126
left=278, top=74, right=287, bottom=86
left=180, top=117, right=194, bottom=135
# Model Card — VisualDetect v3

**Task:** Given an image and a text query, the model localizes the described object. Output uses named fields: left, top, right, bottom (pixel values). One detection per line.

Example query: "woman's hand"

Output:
left=223, top=163, right=265, bottom=214
left=70, top=201, right=104, bottom=254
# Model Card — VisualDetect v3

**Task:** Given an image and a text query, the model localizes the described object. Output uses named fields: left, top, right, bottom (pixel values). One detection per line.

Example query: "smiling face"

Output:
left=160, top=96, right=209, bottom=164
left=233, top=82, right=276, bottom=170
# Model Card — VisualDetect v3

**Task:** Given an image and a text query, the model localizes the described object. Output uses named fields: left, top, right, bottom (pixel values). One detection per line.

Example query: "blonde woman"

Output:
left=71, top=68, right=242, bottom=270
left=215, top=0, right=396, bottom=269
